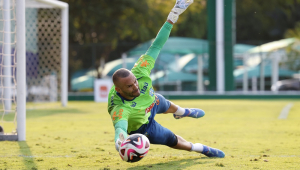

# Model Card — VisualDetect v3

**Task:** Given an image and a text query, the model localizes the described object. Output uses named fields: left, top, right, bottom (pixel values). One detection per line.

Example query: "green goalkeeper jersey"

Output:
left=107, top=55, right=156, bottom=133
left=107, top=21, right=173, bottom=141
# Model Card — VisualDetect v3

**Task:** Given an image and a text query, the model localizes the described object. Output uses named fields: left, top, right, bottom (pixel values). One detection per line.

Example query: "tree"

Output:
left=284, top=22, right=300, bottom=71
left=236, top=0, right=300, bottom=44
left=62, top=0, right=207, bottom=77
left=62, top=0, right=300, bottom=78
left=62, top=0, right=162, bottom=77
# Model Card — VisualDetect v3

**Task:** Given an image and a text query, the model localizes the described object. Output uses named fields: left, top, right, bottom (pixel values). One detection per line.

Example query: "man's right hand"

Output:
left=167, top=0, right=194, bottom=23
left=172, top=0, right=194, bottom=15
left=115, top=133, right=125, bottom=152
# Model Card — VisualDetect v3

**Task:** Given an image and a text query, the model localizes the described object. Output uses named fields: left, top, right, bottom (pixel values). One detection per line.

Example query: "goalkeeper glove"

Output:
left=115, top=133, right=125, bottom=152
left=167, top=0, right=194, bottom=23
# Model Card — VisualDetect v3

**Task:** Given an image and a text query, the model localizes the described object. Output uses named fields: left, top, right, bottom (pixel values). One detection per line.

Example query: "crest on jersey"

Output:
left=131, top=102, right=137, bottom=107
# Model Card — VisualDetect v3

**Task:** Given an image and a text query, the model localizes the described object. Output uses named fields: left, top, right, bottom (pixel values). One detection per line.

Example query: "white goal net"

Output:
left=26, top=7, right=62, bottom=102
left=0, top=0, right=68, bottom=141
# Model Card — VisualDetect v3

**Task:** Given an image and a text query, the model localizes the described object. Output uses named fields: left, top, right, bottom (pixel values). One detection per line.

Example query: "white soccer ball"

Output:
left=119, top=133, right=150, bottom=162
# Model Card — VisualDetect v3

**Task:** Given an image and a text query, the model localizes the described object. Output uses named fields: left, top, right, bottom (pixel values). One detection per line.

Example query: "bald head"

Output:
left=112, top=68, right=140, bottom=99
left=112, top=68, right=131, bottom=86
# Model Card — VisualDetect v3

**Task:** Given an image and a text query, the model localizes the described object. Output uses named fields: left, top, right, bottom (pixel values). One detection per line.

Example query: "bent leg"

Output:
left=155, top=93, right=205, bottom=119
left=163, top=101, right=178, bottom=114
left=172, top=135, right=225, bottom=158
left=171, top=135, right=192, bottom=150
left=165, top=101, right=205, bottom=119
left=145, top=119, right=224, bottom=158
left=145, top=120, right=178, bottom=147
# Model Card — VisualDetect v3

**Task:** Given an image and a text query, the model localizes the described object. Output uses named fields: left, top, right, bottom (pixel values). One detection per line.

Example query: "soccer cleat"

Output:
left=201, top=145, right=225, bottom=158
left=173, top=108, right=205, bottom=119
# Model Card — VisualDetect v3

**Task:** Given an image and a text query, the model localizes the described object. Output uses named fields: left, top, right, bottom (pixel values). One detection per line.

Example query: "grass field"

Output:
left=0, top=99, right=300, bottom=170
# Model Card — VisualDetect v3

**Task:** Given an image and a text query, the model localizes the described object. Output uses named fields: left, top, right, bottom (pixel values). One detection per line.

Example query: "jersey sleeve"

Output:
left=131, top=22, right=173, bottom=77
left=109, top=105, right=131, bottom=125
left=131, top=55, right=155, bottom=78
left=144, top=22, right=173, bottom=60
left=114, top=120, right=128, bottom=142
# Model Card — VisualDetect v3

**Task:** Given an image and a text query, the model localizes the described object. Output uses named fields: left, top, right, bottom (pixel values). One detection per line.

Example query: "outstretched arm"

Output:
left=131, top=0, right=193, bottom=76
left=144, top=21, right=173, bottom=60
left=145, top=0, right=193, bottom=60
left=109, top=106, right=130, bottom=152
left=114, top=120, right=128, bottom=152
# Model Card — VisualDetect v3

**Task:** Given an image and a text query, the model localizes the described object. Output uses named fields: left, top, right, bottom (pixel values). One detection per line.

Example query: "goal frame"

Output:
left=0, top=0, right=68, bottom=141
left=26, top=0, right=69, bottom=107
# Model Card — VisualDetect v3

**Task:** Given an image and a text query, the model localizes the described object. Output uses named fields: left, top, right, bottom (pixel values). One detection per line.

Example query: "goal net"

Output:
left=0, top=0, right=68, bottom=141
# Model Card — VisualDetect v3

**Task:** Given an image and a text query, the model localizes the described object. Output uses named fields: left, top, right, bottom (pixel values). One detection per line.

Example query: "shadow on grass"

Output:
left=18, top=141, right=37, bottom=170
left=127, top=158, right=215, bottom=170
left=3, top=108, right=84, bottom=121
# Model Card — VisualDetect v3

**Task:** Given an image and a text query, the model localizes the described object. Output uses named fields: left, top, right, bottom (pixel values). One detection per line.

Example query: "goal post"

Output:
left=16, top=0, right=26, bottom=141
left=0, top=0, right=68, bottom=141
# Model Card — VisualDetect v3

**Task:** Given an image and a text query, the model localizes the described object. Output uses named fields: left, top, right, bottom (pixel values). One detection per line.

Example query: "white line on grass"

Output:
left=278, top=103, right=293, bottom=119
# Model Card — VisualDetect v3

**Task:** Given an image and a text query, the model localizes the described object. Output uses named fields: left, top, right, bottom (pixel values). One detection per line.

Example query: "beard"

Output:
left=127, top=89, right=140, bottom=98
left=130, top=89, right=141, bottom=97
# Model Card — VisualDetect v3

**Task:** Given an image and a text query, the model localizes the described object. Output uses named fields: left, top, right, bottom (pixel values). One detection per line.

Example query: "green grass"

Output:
left=0, top=99, right=300, bottom=169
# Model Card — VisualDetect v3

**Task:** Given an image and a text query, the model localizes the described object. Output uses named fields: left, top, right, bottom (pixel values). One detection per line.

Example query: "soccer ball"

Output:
left=119, top=133, right=150, bottom=163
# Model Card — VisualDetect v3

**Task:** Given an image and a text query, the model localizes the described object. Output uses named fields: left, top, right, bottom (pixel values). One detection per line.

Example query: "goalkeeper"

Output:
left=108, top=0, right=225, bottom=158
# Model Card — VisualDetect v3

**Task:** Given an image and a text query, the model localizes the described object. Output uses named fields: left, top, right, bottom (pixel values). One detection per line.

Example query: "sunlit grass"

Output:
left=0, top=99, right=299, bottom=169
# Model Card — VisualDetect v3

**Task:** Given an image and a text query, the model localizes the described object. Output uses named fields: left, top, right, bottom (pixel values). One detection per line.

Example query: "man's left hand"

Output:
left=115, top=133, right=125, bottom=152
